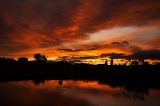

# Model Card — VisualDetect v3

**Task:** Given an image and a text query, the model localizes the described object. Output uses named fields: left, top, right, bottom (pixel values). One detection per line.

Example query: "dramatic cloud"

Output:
left=58, top=41, right=141, bottom=54
left=0, top=0, right=160, bottom=58
left=129, top=50, right=160, bottom=60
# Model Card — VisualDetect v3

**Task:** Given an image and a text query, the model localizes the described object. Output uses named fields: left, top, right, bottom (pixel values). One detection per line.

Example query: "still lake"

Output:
left=0, top=80, right=160, bottom=106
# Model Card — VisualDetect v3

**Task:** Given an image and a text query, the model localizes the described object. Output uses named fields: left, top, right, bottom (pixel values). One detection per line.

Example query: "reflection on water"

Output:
left=0, top=80, right=160, bottom=106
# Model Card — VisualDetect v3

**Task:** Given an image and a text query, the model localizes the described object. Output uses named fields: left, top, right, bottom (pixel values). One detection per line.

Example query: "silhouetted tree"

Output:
left=0, top=57, right=16, bottom=63
left=34, top=53, right=47, bottom=62
left=34, top=53, right=41, bottom=62
left=41, top=55, right=47, bottom=62
left=18, top=57, right=28, bottom=63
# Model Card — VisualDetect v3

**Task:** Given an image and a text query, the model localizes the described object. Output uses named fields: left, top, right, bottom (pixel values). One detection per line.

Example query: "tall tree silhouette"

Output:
left=34, top=53, right=47, bottom=62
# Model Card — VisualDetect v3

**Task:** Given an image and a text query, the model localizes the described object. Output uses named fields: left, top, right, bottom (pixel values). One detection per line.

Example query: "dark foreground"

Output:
left=0, top=62, right=160, bottom=91
left=0, top=62, right=160, bottom=106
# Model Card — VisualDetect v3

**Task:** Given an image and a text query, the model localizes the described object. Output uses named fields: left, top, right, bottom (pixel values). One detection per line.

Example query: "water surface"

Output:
left=0, top=80, right=160, bottom=106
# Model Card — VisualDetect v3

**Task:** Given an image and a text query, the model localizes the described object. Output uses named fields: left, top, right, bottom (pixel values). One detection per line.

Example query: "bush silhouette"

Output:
left=34, top=53, right=47, bottom=63
left=18, top=57, right=28, bottom=63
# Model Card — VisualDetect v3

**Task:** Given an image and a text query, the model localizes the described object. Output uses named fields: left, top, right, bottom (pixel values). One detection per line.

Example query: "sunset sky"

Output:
left=0, top=0, right=160, bottom=63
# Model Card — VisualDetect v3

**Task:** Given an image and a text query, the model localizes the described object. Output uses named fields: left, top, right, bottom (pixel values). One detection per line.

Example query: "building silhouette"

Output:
left=110, top=57, right=113, bottom=65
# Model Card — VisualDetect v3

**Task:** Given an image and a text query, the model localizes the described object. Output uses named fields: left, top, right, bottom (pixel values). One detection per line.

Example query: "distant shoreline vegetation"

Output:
left=0, top=51, right=160, bottom=65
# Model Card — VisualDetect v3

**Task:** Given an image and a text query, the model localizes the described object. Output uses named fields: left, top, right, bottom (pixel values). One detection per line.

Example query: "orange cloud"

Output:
left=0, top=0, right=160, bottom=59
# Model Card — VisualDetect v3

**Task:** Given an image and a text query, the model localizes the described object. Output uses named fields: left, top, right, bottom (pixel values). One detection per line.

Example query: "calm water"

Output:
left=0, top=80, right=160, bottom=106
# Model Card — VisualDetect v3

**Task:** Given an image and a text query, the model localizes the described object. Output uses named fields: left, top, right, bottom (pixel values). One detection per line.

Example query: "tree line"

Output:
left=0, top=53, right=47, bottom=63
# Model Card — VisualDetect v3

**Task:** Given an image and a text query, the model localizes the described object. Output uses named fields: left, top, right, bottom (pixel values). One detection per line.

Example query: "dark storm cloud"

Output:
left=129, top=50, right=160, bottom=60
left=0, top=0, right=160, bottom=54
left=0, top=0, right=81, bottom=53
